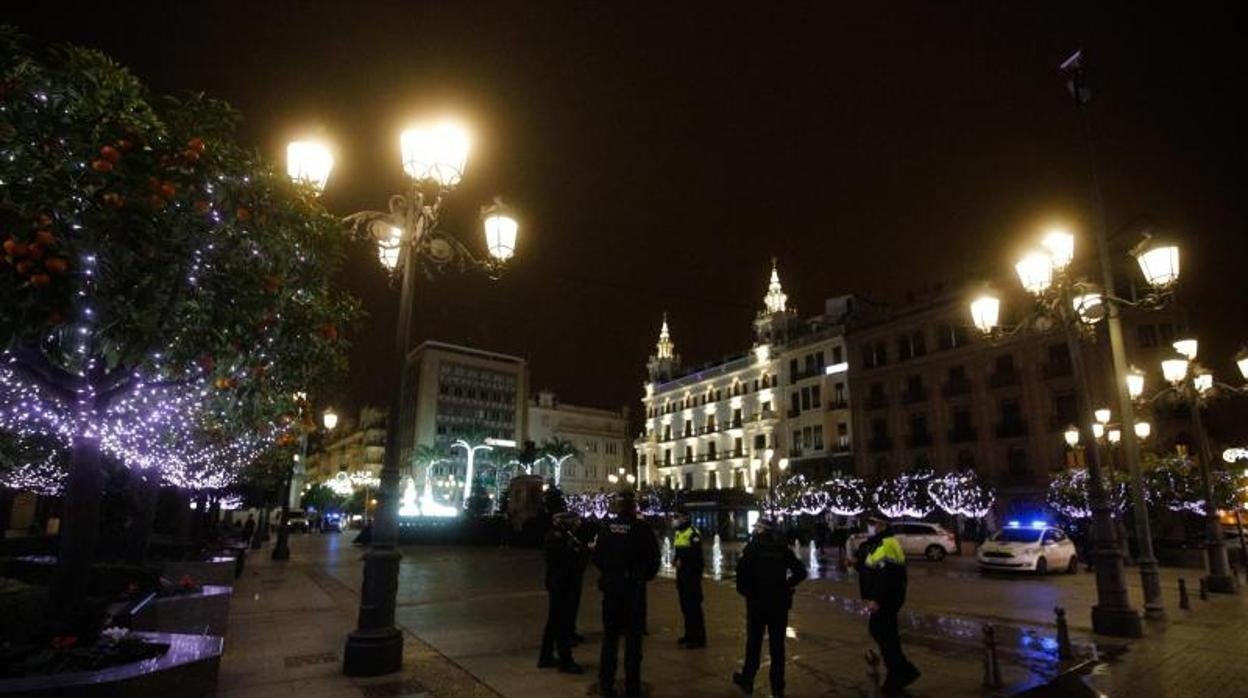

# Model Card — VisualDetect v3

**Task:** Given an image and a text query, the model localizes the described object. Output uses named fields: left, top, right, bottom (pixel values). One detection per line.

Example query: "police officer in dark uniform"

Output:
left=569, top=515, right=598, bottom=644
left=856, top=515, right=919, bottom=695
left=593, top=492, right=661, bottom=698
left=672, top=509, right=706, bottom=648
left=732, top=519, right=807, bottom=697
left=538, top=512, right=585, bottom=674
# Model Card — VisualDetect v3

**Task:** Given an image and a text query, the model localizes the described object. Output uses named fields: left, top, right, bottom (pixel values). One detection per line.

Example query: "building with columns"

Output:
left=635, top=262, right=881, bottom=493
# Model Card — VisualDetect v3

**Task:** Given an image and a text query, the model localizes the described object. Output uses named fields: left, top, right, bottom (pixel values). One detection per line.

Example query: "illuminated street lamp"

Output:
left=287, top=141, right=335, bottom=192
left=1015, top=251, right=1054, bottom=295
left=1132, top=236, right=1181, bottom=289
left=969, top=293, right=1001, bottom=334
left=323, top=408, right=339, bottom=432
left=1092, top=422, right=1106, bottom=440
left=1041, top=228, right=1075, bottom=270
left=1107, top=428, right=1122, bottom=445
left=1134, top=421, right=1151, bottom=440
left=1173, top=338, right=1199, bottom=361
left=1237, top=349, right=1248, bottom=382
left=1064, top=426, right=1081, bottom=448
left=1126, top=368, right=1145, bottom=400
left=1161, top=356, right=1190, bottom=385
left=288, top=118, right=520, bottom=677
left=1095, top=408, right=1112, bottom=425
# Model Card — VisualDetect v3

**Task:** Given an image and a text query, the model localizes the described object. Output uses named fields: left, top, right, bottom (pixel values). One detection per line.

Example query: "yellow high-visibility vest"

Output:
left=674, top=527, right=699, bottom=548
left=866, top=535, right=905, bottom=568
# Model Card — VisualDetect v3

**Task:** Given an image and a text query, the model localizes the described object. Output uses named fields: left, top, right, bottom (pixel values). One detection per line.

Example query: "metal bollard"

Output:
left=1054, top=606, right=1073, bottom=660
left=865, top=649, right=882, bottom=696
left=1179, top=578, right=1190, bottom=610
left=982, top=623, right=1003, bottom=688
left=1199, top=577, right=1209, bottom=601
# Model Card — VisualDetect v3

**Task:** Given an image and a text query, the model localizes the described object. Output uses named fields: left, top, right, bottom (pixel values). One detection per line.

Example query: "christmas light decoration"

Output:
left=927, top=470, right=996, bottom=518
left=1046, top=468, right=1129, bottom=519
left=873, top=469, right=936, bottom=518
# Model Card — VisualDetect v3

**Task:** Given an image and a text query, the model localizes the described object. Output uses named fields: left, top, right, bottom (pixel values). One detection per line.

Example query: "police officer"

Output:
left=538, top=512, right=585, bottom=674
left=732, top=519, right=807, bottom=697
left=569, top=515, right=598, bottom=644
left=593, top=492, right=661, bottom=698
left=856, top=515, right=919, bottom=695
left=672, top=509, right=706, bottom=648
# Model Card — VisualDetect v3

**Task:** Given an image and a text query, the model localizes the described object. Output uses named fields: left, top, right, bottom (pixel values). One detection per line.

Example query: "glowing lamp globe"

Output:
left=1094, top=408, right=1111, bottom=425
left=1072, top=292, right=1105, bottom=323
left=778, top=458, right=790, bottom=471
left=1126, top=368, right=1145, bottom=399
left=1173, top=338, right=1199, bottom=360
left=1092, top=422, right=1105, bottom=440
left=1238, top=349, right=1248, bottom=381
left=286, top=141, right=334, bottom=191
left=1161, top=357, right=1189, bottom=384
left=969, top=294, right=1001, bottom=334
left=1063, top=426, right=1080, bottom=447
left=1194, top=372, right=1213, bottom=396
left=1108, top=428, right=1121, bottom=445
left=481, top=200, right=518, bottom=262
left=1015, top=252, right=1054, bottom=295
left=1041, top=229, right=1075, bottom=270
left=377, top=225, right=402, bottom=271
left=1133, top=238, right=1180, bottom=288
left=1134, top=421, right=1151, bottom=439
left=400, top=122, right=470, bottom=188
left=322, top=408, right=338, bottom=431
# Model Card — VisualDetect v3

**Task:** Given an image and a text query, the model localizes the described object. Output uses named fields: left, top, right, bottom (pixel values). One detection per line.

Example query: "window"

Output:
left=789, top=358, right=799, bottom=381
left=834, top=382, right=846, bottom=404
left=684, top=446, right=693, bottom=462
left=684, top=473, right=694, bottom=490
left=871, top=419, right=888, bottom=440
left=802, top=427, right=813, bottom=449
left=874, top=342, right=888, bottom=366
left=639, top=454, right=647, bottom=467
left=684, top=419, right=692, bottom=437
left=762, top=400, right=772, bottom=413
left=815, top=351, right=826, bottom=371
left=800, top=387, right=811, bottom=410
left=862, top=345, right=876, bottom=369
left=664, top=449, right=672, bottom=465
left=911, top=331, right=926, bottom=357
left=707, top=471, right=718, bottom=489
left=733, top=437, right=743, bottom=455
left=708, top=441, right=717, bottom=458
left=1137, top=324, right=1158, bottom=348
left=897, top=335, right=913, bottom=361
left=1054, top=391, right=1078, bottom=426
left=663, top=424, right=671, bottom=440
left=754, top=434, right=767, bottom=450
left=790, top=392, right=800, bottom=414
left=732, top=408, right=743, bottom=426
left=734, top=469, right=746, bottom=488
left=1158, top=323, right=1175, bottom=344
left=792, top=430, right=801, bottom=450
left=937, top=323, right=968, bottom=350
left=813, top=425, right=824, bottom=450
left=1000, top=399, right=1022, bottom=424
left=811, top=384, right=821, bottom=408
left=832, top=346, right=843, bottom=364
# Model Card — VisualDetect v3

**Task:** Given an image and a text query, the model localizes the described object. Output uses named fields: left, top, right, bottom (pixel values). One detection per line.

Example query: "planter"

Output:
left=0, top=632, right=222, bottom=697
left=159, top=558, right=235, bottom=588
left=131, top=586, right=231, bottom=638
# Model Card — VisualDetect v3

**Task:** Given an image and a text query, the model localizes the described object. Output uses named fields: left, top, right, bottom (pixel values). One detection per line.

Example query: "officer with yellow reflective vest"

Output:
left=672, top=509, right=706, bottom=648
left=855, top=515, right=920, bottom=696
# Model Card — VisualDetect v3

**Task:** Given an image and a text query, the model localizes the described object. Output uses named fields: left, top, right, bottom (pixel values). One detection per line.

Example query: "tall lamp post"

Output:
left=274, top=398, right=337, bottom=560
left=1136, top=339, right=1243, bottom=593
left=970, top=226, right=1176, bottom=636
left=287, top=123, right=519, bottom=677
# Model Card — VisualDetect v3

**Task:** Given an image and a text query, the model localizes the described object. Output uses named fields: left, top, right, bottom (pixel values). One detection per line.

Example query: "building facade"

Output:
left=397, top=341, right=529, bottom=501
left=527, top=391, right=630, bottom=493
left=305, top=406, right=386, bottom=483
left=635, top=263, right=877, bottom=492
left=845, top=276, right=1190, bottom=516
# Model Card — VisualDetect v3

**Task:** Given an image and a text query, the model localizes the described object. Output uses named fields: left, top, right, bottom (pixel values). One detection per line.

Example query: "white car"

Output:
left=848, top=521, right=959, bottom=562
left=978, top=522, right=1078, bottom=575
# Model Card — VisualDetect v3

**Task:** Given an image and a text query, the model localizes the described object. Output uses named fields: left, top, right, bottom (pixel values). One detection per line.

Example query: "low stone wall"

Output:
left=160, top=557, right=235, bottom=587
left=0, top=632, right=222, bottom=698
left=131, top=585, right=232, bottom=637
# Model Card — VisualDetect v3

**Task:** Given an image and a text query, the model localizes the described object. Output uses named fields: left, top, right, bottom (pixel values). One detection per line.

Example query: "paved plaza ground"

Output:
left=218, top=533, right=1248, bottom=697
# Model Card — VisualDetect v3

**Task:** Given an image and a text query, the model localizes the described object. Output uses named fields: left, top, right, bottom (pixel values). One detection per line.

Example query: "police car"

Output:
left=977, top=521, right=1077, bottom=575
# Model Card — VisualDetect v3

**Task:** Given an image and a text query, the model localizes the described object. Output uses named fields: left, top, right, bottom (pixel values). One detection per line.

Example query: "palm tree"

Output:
left=540, top=437, right=582, bottom=488
left=411, top=444, right=447, bottom=501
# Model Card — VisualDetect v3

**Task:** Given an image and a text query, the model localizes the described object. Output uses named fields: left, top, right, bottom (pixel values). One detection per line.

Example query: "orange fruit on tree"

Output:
left=99, top=145, right=120, bottom=163
left=44, top=258, right=69, bottom=274
left=34, top=230, right=56, bottom=246
left=91, top=159, right=113, bottom=173
left=29, top=273, right=51, bottom=288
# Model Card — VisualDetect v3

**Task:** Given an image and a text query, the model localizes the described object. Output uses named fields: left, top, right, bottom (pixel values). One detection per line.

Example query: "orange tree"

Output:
left=0, top=28, right=358, bottom=605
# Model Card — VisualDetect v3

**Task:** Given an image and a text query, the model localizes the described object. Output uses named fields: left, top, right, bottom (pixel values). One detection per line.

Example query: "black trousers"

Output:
left=677, top=572, right=706, bottom=643
left=570, top=570, right=585, bottom=633
left=740, top=601, right=788, bottom=694
left=600, top=584, right=645, bottom=697
left=869, top=605, right=915, bottom=687
left=539, top=584, right=576, bottom=663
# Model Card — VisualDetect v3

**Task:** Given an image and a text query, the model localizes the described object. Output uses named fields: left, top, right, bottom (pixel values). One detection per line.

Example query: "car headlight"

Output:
left=1023, top=547, right=1040, bottom=555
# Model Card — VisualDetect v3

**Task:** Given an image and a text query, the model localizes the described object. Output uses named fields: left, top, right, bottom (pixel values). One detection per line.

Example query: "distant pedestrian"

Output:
left=593, top=492, right=661, bottom=698
left=856, top=516, right=920, bottom=696
left=242, top=514, right=256, bottom=542
left=732, top=518, right=807, bottom=697
left=538, top=513, right=585, bottom=674
left=672, top=510, right=706, bottom=649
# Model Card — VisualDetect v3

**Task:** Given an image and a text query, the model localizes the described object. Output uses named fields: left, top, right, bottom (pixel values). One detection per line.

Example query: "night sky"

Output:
left=7, top=2, right=1247, bottom=420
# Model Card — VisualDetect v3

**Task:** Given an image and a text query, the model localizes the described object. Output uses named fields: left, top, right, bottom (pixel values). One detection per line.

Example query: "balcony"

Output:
left=731, top=418, right=743, bottom=429
left=995, top=421, right=1028, bottom=438
left=787, top=408, right=801, bottom=418
left=1042, top=361, right=1073, bottom=379
left=989, top=370, right=1021, bottom=388
left=905, top=432, right=933, bottom=448
left=827, top=399, right=849, bottom=410
left=832, top=441, right=852, bottom=453
left=865, top=394, right=889, bottom=410
left=868, top=437, right=893, bottom=452
left=901, top=387, right=928, bottom=405
left=942, top=379, right=972, bottom=398
left=948, top=427, right=978, bottom=444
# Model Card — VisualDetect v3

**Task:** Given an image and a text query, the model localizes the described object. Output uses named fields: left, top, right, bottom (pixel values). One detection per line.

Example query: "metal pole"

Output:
left=343, top=190, right=425, bottom=676
left=1071, top=54, right=1165, bottom=620
left=1064, top=312, right=1142, bottom=637
left=272, top=430, right=307, bottom=561
left=1189, top=384, right=1235, bottom=593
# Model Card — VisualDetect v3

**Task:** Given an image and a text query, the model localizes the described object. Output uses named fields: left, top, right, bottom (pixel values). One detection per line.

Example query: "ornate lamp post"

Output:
left=287, top=123, right=518, bottom=677
left=969, top=224, right=1175, bottom=636
left=274, top=392, right=332, bottom=561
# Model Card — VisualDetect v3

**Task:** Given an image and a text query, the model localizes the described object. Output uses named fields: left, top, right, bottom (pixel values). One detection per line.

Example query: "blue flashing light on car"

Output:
left=1007, top=520, right=1021, bottom=528
left=1031, top=520, right=1047, bottom=529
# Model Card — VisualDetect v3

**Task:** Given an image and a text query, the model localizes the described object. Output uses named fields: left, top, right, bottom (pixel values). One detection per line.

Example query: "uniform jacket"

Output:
left=544, top=527, right=584, bottom=591
left=592, top=513, right=661, bottom=593
left=735, top=531, right=808, bottom=610
left=855, top=526, right=908, bottom=609
left=673, top=522, right=704, bottom=578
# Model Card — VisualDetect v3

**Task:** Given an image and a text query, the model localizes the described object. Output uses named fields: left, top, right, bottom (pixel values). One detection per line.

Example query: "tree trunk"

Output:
left=171, top=487, right=192, bottom=554
left=207, top=496, right=221, bottom=544
left=124, top=473, right=161, bottom=566
left=52, top=438, right=104, bottom=608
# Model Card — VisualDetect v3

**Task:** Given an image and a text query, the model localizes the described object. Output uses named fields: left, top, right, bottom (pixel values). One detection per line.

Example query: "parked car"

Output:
left=283, top=510, right=310, bottom=533
left=977, top=522, right=1077, bottom=575
left=847, top=520, right=958, bottom=562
